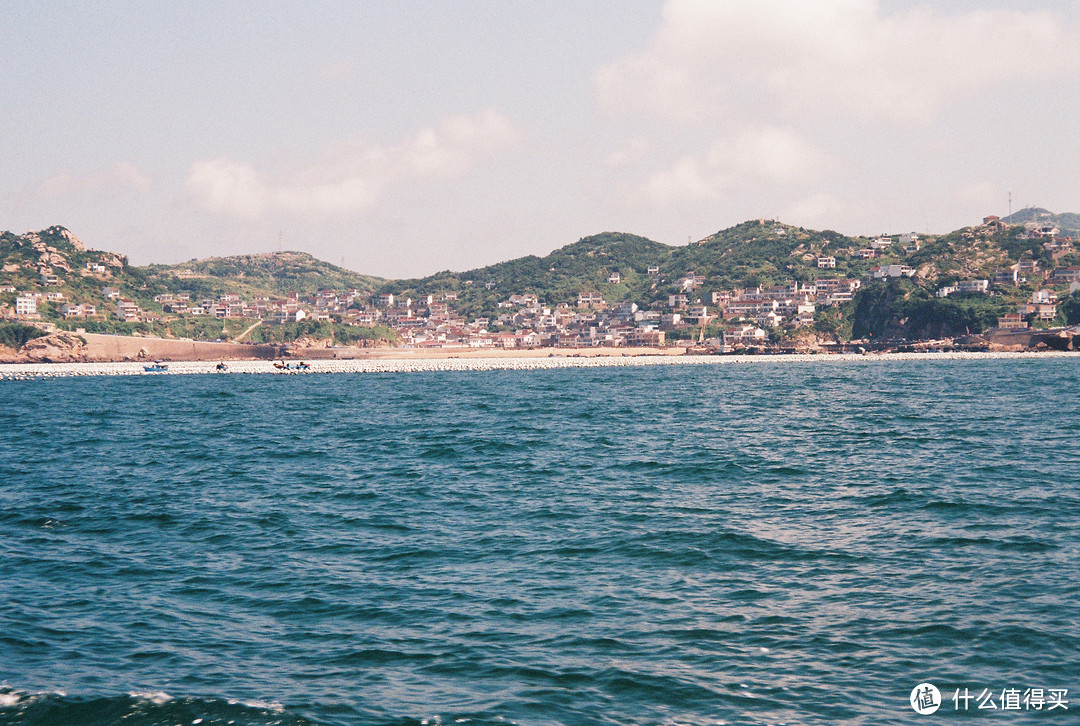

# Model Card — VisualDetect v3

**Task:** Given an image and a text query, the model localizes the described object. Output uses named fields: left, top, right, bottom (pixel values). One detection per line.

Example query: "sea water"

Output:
left=1, top=359, right=1078, bottom=725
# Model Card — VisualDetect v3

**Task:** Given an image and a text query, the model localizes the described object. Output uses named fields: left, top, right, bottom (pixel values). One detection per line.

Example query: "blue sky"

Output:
left=2, top=1, right=1078, bottom=277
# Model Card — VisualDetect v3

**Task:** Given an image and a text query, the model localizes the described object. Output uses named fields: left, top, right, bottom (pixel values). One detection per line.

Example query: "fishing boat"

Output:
left=215, top=362, right=228, bottom=372
left=143, top=361, right=168, bottom=372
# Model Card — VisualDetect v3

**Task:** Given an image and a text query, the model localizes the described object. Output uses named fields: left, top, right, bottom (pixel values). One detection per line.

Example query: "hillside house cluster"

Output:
left=143, top=288, right=369, bottom=324
left=367, top=292, right=669, bottom=349
left=370, top=272, right=873, bottom=350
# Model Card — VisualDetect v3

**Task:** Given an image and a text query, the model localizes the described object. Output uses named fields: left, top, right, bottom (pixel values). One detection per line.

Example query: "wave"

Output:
left=0, top=688, right=524, bottom=726
left=0, top=689, right=312, bottom=726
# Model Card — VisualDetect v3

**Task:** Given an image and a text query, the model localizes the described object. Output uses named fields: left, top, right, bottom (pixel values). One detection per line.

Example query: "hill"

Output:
left=0, top=227, right=382, bottom=306
left=379, top=232, right=672, bottom=319
left=1002, top=207, right=1080, bottom=236
left=0, top=226, right=387, bottom=343
left=2, top=212, right=1079, bottom=346
left=373, top=214, right=1079, bottom=340
left=373, top=218, right=1019, bottom=314
left=146, top=252, right=383, bottom=300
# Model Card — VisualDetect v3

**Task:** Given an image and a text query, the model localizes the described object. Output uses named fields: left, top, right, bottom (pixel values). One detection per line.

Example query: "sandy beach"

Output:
left=2, top=349, right=1077, bottom=380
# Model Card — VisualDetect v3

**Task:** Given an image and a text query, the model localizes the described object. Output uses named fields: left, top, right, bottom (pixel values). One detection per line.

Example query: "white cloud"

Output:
left=781, top=193, right=851, bottom=229
left=644, top=127, right=831, bottom=202
left=186, top=158, right=268, bottom=219
left=35, top=162, right=151, bottom=199
left=645, top=155, right=717, bottom=203
left=596, top=0, right=1080, bottom=124
left=603, top=135, right=652, bottom=168
left=185, top=109, right=519, bottom=218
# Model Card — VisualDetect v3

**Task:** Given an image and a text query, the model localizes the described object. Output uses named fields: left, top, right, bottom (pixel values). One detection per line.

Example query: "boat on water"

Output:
left=143, top=361, right=168, bottom=372
left=215, top=362, right=228, bottom=372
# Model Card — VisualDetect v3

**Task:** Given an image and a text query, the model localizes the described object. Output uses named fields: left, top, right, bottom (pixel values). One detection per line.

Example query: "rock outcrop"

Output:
left=19, top=333, right=89, bottom=362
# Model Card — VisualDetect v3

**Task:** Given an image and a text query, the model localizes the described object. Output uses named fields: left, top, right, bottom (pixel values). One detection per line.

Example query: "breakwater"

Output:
left=1, top=350, right=1078, bottom=379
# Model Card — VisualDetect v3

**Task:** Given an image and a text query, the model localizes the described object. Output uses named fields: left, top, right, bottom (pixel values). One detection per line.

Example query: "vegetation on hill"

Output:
left=380, top=232, right=671, bottom=319
left=849, top=280, right=1012, bottom=340
left=146, top=252, right=383, bottom=298
left=370, top=214, right=1076, bottom=340
left=243, top=320, right=397, bottom=346
left=0, top=226, right=390, bottom=343
left=0, top=322, right=47, bottom=350
left=1002, top=207, right=1080, bottom=236
left=2, top=209, right=1077, bottom=345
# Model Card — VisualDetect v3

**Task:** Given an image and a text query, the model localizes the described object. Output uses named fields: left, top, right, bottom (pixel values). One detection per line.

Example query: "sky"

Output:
left=2, top=0, right=1079, bottom=278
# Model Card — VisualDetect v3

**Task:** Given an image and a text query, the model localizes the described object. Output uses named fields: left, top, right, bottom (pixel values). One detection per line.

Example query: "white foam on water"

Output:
left=130, top=690, right=173, bottom=705
left=0, top=689, right=68, bottom=707
left=227, top=698, right=284, bottom=712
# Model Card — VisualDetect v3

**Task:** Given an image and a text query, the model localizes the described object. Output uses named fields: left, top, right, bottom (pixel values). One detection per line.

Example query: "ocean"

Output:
left=1, top=358, right=1078, bottom=725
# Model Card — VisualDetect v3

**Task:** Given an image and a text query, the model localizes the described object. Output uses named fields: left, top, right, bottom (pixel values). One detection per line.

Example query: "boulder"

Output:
left=19, top=333, right=89, bottom=362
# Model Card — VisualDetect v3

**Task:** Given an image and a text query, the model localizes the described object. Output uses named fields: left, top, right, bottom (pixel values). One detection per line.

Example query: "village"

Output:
left=4, top=217, right=1079, bottom=352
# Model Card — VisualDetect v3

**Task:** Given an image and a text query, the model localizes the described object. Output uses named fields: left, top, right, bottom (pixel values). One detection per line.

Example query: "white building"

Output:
left=727, top=325, right=768, bottom=343
left=870, top=265, right=915, bottom=279
left=15, top=295, right=36, bottom=316
left=115, top=299, right=140, bottom=321
left=577, top=292, right=605, bottom=307
left=955, top=279, right=989, bottom=294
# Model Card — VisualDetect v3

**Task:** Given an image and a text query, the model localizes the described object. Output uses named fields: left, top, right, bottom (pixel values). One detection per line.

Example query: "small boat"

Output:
left=144, top=361, right=168, bottom=372
left=295, top=362, right=310, bottom=371
left=215, top=362, right=228, bottom=372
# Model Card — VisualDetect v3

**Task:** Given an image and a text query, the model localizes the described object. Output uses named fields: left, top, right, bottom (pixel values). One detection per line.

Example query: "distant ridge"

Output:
left=147, top=250, right=384, bottom=295
left=1001, top=207, right=1080, bottom=235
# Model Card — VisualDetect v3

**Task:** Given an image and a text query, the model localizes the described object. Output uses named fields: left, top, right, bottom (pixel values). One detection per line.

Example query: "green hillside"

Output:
left=372, top=214, right=1079, bottom=338
left=3, top=212, right=1078, bottom=344
left=1002, top=207, right=1080, bottom=236
left=0, top=226, right=385, bottom=341
left=146, top=252, right=383, bottom=299
left=1, top=226, right=153, bottom=315
left=380, top=232, right=672, bottom=319
left=0, top=227, right=381, bottom=313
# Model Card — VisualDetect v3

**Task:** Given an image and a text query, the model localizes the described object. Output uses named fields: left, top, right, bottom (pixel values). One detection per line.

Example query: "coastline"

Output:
left=6, top=327, right=1076, bottom=365
left=2, top=349, right=1078, bottom=380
